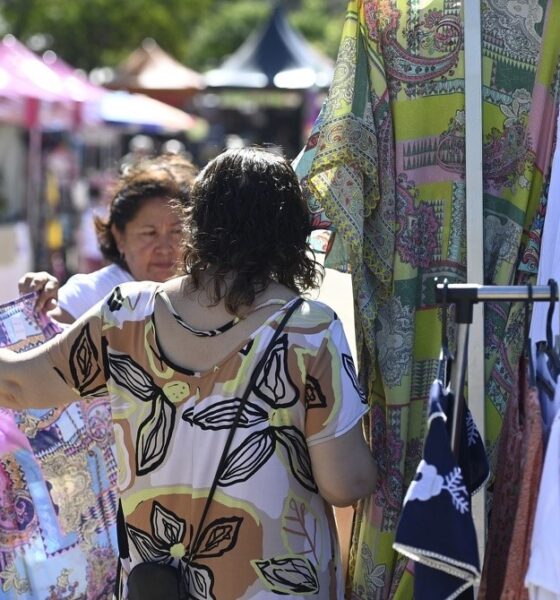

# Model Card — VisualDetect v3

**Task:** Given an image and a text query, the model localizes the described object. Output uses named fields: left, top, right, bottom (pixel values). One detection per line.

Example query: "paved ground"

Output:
left=311, top=260, right=357, bottom=361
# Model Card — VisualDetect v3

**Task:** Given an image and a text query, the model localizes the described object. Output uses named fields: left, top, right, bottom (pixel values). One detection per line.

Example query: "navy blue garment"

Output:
left=394, top=380, right=488, bottom=599
left=442, top=388, right=489, bottom=495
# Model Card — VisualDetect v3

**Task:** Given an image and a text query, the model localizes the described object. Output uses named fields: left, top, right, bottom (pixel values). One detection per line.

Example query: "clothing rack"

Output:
left=434, top=283, right=558, bottom=457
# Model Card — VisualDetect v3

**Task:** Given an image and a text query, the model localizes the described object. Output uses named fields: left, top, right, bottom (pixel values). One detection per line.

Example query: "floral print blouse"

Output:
left=44, top=282, right=369, bottom=599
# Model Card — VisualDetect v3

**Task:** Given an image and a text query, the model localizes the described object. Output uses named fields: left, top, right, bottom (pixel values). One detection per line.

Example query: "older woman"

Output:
left=0, top=148, right=376, bottom=599
left=19, top=153, right=198, bottom=320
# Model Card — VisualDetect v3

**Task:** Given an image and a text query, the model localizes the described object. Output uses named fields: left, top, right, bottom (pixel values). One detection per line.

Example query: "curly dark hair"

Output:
left=95, top=154, right=198, bottom=269
left=179, top=147, right=322, bottom=314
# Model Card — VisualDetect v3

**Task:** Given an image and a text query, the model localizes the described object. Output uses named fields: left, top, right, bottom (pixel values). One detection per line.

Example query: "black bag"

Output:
left=127, top=563, right=186, bottom=600
left=125, top=298, right=303, bottom=600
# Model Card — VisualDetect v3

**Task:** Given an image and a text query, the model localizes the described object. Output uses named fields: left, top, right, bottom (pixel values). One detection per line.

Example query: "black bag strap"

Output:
left=186, top=297, right=303, bottom=563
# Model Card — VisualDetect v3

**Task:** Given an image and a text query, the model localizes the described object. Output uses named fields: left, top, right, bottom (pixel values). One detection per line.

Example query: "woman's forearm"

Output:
left=0, top=346, right=78, bottom=410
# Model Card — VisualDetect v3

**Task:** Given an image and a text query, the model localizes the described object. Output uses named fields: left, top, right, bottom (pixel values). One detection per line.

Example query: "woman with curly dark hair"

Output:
left=19, top=153, right=198, bottom=322
left=0, top=147, right=376, bottom=599
left=180, top=146, right=320, bottom=313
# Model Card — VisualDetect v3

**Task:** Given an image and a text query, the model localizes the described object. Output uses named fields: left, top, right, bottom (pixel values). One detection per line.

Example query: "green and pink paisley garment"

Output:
left=44, top=282, right=369, bottom=600
left=295, top=1, right=560, bottom=598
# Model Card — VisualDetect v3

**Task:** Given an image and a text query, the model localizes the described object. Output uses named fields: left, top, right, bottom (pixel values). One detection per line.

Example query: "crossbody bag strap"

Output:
left=187, top=297, right=303, bottom=561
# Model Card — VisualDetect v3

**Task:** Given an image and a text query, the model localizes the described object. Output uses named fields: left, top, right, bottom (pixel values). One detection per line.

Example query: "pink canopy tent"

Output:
left=0, top=35, right=91, bottom=129
left=41, top=50, right=107, bottom=103
left=0, top=35, right=98, bottom=268
left=0, top=65, right=45, bottom=126
left=0, top=37, right=66, bottom=127
left=0, top=35, right=112, bottom=130
left=0, top=35, right=203, bottom=132
left=0, top=37, right=68, bottom=101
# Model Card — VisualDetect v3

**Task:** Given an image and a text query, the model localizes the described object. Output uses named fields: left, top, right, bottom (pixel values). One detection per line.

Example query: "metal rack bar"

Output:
left=435, top=283, right=558, bottom=304
left=435, top=282, right=557, bottom=456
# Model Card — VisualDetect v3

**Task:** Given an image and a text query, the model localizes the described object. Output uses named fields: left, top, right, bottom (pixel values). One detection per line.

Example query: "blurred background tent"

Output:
left=205, top=3, right=333, bottom=90
left=85, top=90, right=205, bottom=133
left=202, top=4, right=334, bottom=160
left=104, top=38, right=205, bottom=108
left=0, top=34, right=108, bottom=300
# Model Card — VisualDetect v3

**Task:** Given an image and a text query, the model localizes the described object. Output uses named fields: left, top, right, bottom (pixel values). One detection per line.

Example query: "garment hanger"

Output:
left=545, top=278, right=560, bottom=378
left=525, top=282, right=536, bottom=387
left=437, top=277, right=453, bottom=387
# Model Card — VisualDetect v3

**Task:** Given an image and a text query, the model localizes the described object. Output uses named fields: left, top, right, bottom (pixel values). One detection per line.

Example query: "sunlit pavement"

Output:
left=310, top=255, right=357, bottom=362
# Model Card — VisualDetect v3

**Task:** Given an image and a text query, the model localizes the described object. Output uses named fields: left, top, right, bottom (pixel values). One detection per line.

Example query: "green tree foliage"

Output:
left=187, top=0, right=347, bottom=70
left=186, top=2, right=271, bottom=70
left=0, top=0, right=210, bottom=70
left=0, top=0, right=347, bottom=71
left=291, top=0, right=347, bottom=60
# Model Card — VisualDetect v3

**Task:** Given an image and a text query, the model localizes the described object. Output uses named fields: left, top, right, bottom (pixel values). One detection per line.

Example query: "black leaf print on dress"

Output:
left=254, top=333, right=299, bottom=408
left=107, top=286, right=124, bottom=312
left=127, top=501, right=238, bottom=600
left=151, top=501, right=186, bottom=546
left=275, top=427, right=318, bottom=492
left=186, top=563, right=216, bottom=600
left=195, top=517, right=242, bottom=558
left=183, top=399, right=267, bottom=430
left=136, top=395, right=176, bottom=475
left=305, top=375, right=327, bottom=410
left=342, top=353, right=367, bottom=403
left=253, top=556, right=320, bottom=594
left=181, top=406, right=194, bottom=423
left=239, top=339, right=254, bottom=356
left=219, top=429, right=276, bottom=486
left=127, top=502, right=191, bottom=565
left=68, top=323, right=102, bottom=395
left=108, top=351, right=157, bottom=400
left=126, top=524, right=173, bottom=564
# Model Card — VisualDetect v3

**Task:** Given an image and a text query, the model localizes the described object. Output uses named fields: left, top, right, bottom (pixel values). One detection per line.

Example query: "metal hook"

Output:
left=525, top=282, right=532, bottom=339
left=525, top=282, right=536, bottom=386
left=436, top=277, right=452, bottom=384
left=441, top=277, right=449, bottom=350
left=546, top=278, right=557, bottom=349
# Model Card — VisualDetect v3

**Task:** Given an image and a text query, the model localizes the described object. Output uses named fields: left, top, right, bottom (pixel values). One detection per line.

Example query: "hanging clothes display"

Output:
left=295, top=1, right=560, bottom=598
left=394, top=380, right=488, bottom=599
left=416, top=282, right=559, bottom=599
left=0, top=293, right=118, bottom=599
left=483, top=0, right=560, bottom=472
left=523, top=111, right=560, bottom=598
left=530, top=112, right=560, bottom=346
left=525, top=409, right=560, bottom=599
left=478, top=357, right=543, bottom=600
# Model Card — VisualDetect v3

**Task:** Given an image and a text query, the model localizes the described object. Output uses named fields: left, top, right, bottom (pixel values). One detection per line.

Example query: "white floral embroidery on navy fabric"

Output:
left=465, top=411, right=480, bottom=447
left=404, top=460, right=469, bottom=514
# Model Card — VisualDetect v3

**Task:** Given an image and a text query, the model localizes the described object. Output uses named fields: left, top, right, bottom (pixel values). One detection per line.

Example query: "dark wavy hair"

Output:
left=179, top=147, right=322, bottom=314
left=95, top=154, right=198, bottom=270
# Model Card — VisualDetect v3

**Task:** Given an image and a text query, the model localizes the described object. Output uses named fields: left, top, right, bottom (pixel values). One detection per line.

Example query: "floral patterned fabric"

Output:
left=294, top=1, right=560, bottom=598
left=41, top=281, right=369, bottom=600
left=0, top=293, right=118, bottom=599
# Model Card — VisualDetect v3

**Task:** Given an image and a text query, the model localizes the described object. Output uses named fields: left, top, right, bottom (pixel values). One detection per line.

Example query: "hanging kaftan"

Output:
left=295, top=1, right=560, bottom=598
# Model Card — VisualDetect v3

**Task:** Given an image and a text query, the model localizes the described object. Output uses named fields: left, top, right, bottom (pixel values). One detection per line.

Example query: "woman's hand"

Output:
left=18, top=271, right=60, bottom=313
